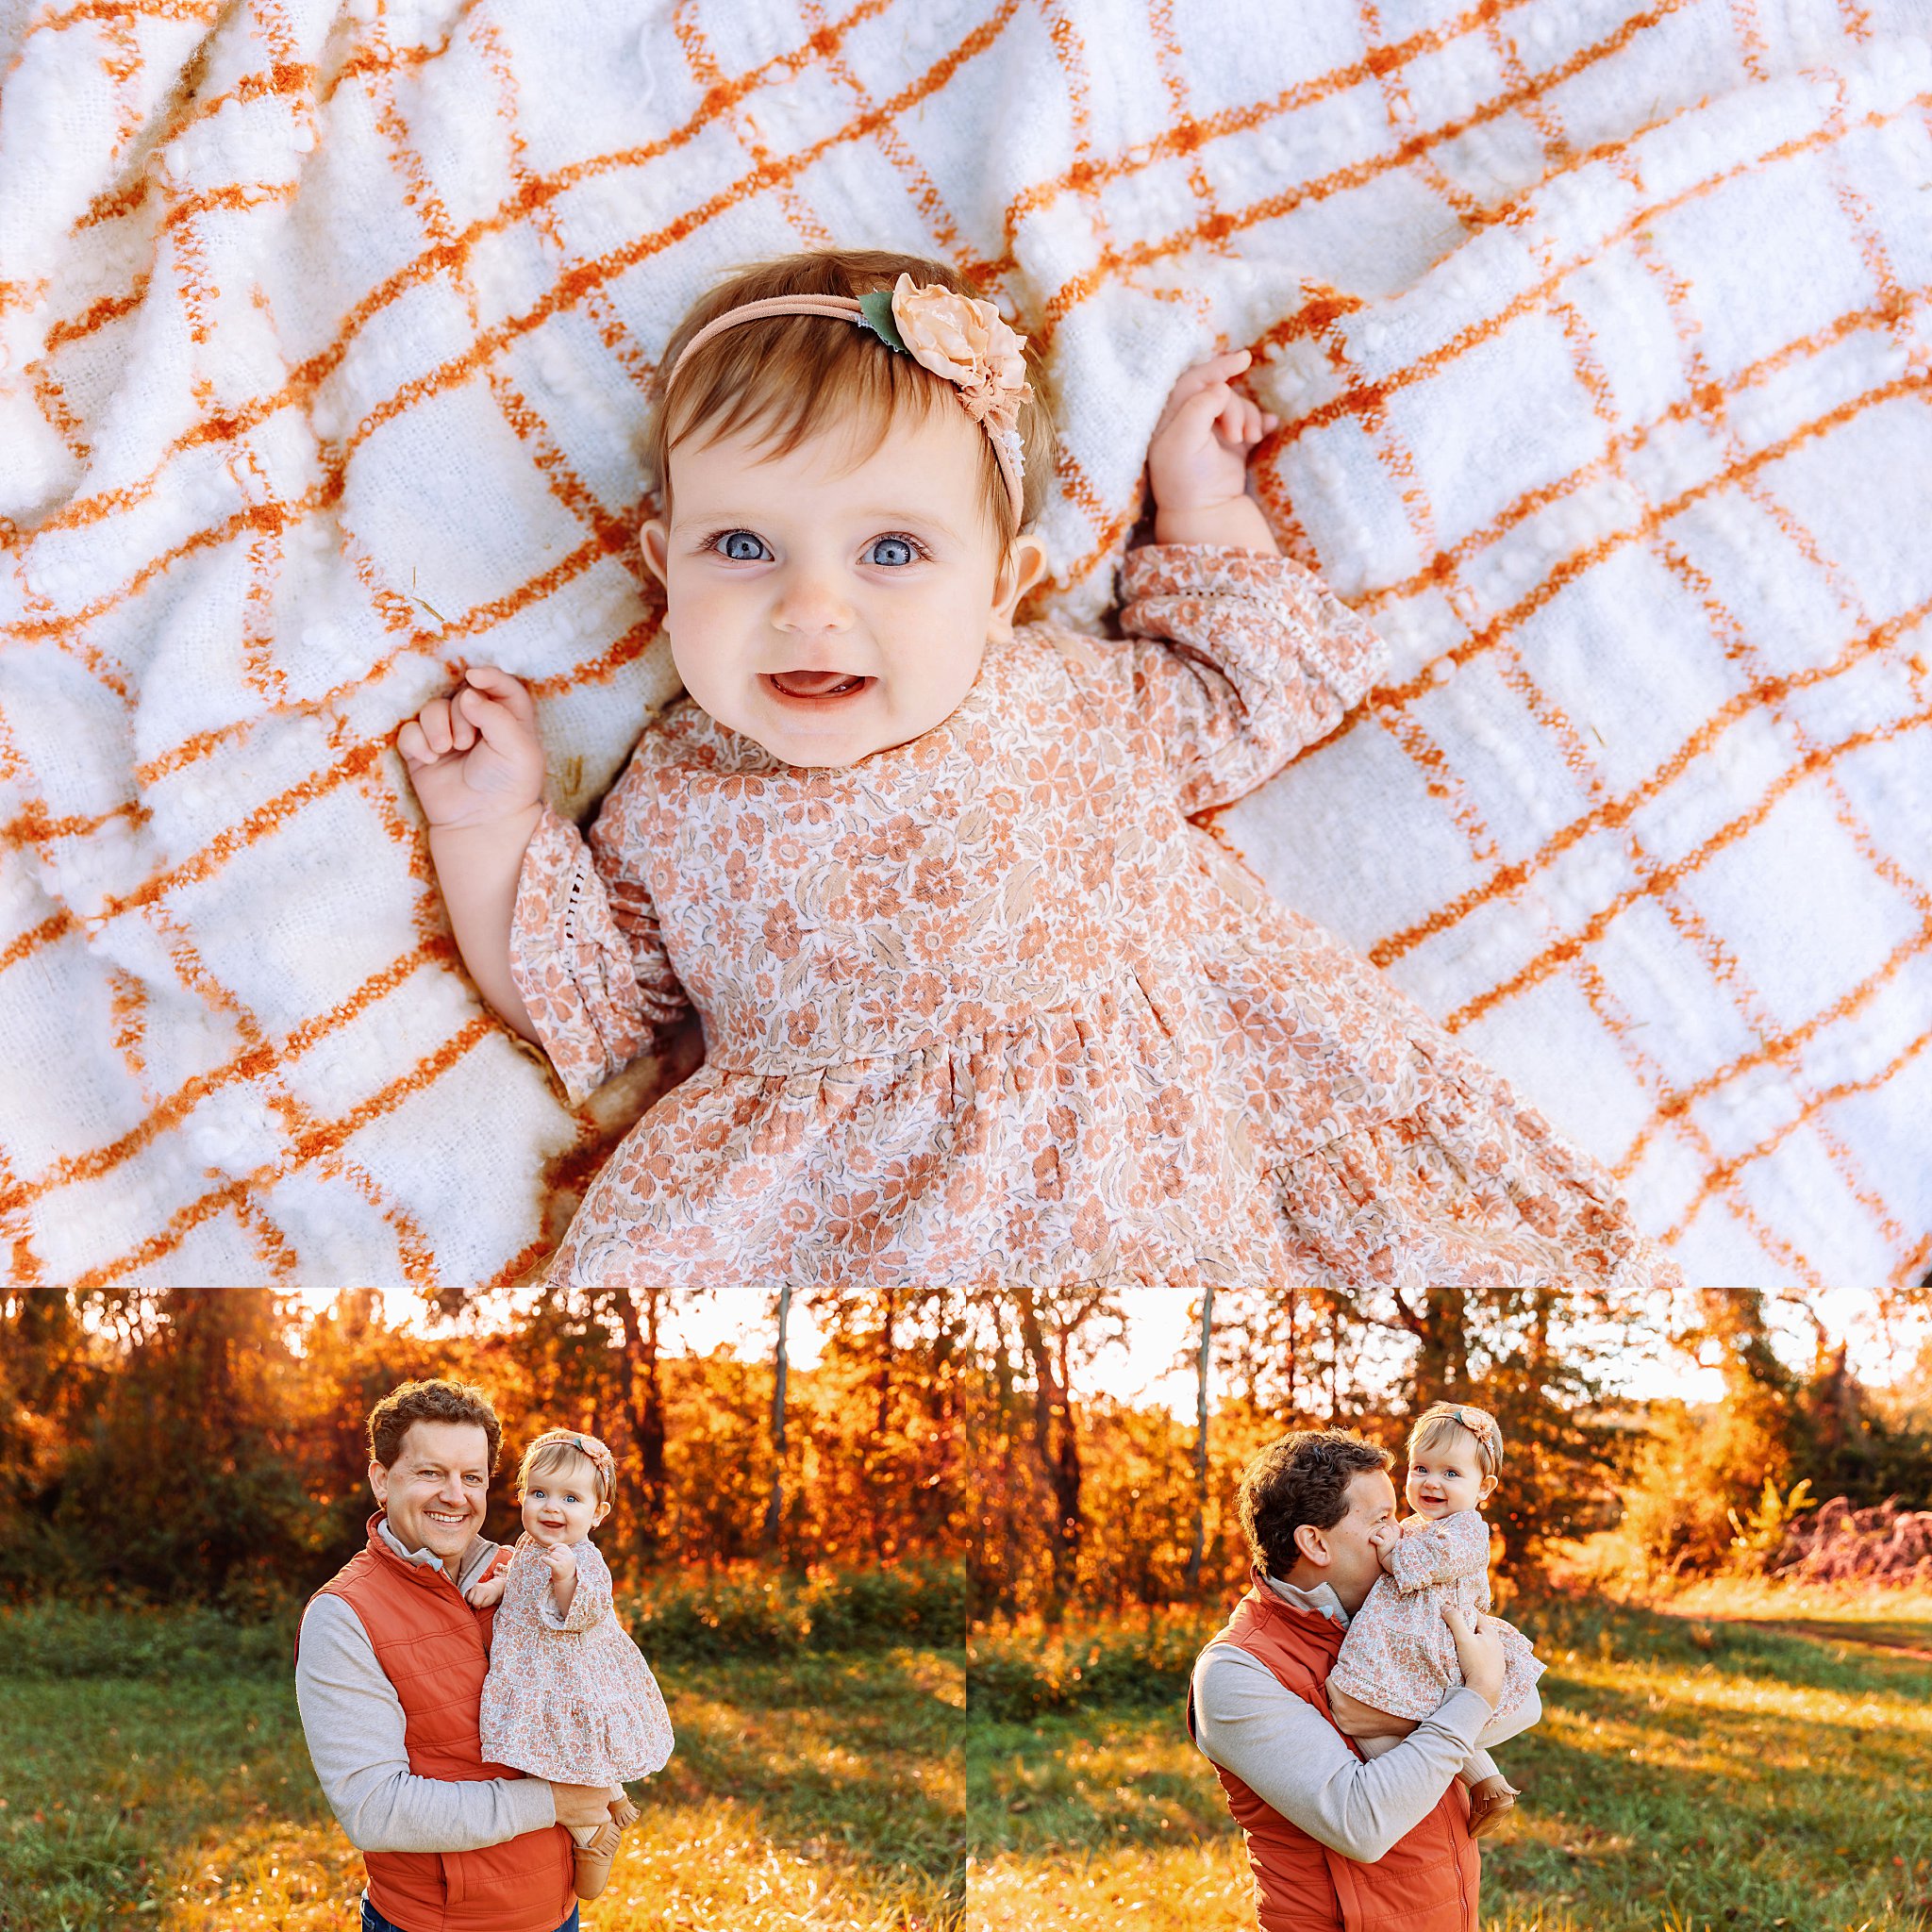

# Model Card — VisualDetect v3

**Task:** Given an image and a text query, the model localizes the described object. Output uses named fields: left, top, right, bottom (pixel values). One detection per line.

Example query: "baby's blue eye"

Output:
left=868, top=535, right=917, bottom=567
left=719, top=531, right=769, bottom=562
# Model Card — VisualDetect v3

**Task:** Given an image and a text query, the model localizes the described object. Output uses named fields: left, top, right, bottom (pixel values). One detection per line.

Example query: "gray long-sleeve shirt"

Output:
left=1189, top=1574, right=1506, bottom=1863
left=293, top=1522, right=558, bottom=1854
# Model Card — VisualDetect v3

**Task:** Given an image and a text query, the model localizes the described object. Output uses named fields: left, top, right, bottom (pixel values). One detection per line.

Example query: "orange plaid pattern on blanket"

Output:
left=0, top=0, right=1925, bottom=1289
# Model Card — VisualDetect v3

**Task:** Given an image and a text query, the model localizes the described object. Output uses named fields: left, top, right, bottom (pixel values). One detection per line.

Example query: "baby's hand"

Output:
left=397, top=664, right=547, bottom=831
left=1145, top=349, right=1280, bottom=550
left=464, top=1572, right=508, bottom=1608
left=538, top=1540, right=577, bottom=1583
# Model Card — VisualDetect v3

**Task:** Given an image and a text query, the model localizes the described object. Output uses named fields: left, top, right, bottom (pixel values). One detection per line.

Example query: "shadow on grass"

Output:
left=665, top=1647, right=966, bottom=1885
left=2, top=1646, right=966, bottom=1931
left=963, top=1596, right=1932, bottom=1931
left=967, top=1705, right=1229, bottom=1857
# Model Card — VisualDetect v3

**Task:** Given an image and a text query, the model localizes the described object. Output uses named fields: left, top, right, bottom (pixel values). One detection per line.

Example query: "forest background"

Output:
left=5, top=1280, right=1931, bottom=1623
left=5, top=1283, right=1931, bottom=1932
left=962, top=1280, right=1932, bottom=1932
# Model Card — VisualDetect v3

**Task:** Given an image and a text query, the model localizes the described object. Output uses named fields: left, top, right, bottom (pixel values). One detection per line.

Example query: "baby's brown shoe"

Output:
left=573, top=1819, right=623, bottom=1901
left=608, top=1790, right=640, bottom=1831
left=1464, top=1774, right=1521, bottom=1838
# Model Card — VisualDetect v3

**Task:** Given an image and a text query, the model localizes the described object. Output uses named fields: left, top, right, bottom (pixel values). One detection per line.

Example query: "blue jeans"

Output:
left=360, top=1903, right=578, bottom=1932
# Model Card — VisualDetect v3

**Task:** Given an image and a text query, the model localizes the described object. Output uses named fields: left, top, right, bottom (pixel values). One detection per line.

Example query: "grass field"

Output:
left=964, top=1589, right=1932, bottom=1932
left=0, top=1627, right=964, bottom=1932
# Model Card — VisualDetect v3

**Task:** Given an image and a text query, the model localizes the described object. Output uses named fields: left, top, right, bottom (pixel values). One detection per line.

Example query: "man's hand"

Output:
left=397, top=664, right=547, bottom=831
left=1146, top=349, right=1281, bottom=553
left=1441, top=1605, right=1507, bottom=1709
left=547, top=1782, right=612, bottom=1833
left=463, top=1572, right=507, bottom=1608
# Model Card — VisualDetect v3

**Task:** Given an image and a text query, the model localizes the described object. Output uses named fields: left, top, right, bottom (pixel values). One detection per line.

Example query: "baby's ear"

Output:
left=640, top=517, right=671, bottom=587
left=988, top=533, right=1049, bottom=641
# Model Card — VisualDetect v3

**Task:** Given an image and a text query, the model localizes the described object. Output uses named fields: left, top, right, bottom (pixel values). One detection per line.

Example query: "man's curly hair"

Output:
left=366, top=1378, right=503, bottom=1473
left=1237, top=1429, right=1393, bottom=1578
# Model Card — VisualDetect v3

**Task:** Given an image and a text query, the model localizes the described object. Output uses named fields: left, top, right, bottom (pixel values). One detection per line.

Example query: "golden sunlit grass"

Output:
left=965, top=1844, right=1251, bottom=1931
left=964, top=1587, right=1932, bottom=1932
left=1, top=1643, right=963, bottom=1932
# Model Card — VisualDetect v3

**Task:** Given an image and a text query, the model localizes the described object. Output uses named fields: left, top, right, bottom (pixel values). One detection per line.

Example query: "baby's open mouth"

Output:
left=763, top=669, right=872, bottom=701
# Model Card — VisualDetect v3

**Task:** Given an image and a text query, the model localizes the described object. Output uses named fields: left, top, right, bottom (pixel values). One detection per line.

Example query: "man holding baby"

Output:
left=1190, top=1428, right=1526, bottom=1932
left=293, top=1378, right=612, bottom=1932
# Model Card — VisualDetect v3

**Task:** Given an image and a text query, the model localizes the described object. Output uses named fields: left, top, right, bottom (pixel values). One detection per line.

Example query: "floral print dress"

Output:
left=508, top=541, right=1680, bottom=1292
left=1326, top=1509, right=1544, bottom=1725
left=477, top=1535, right=674, bottom=1785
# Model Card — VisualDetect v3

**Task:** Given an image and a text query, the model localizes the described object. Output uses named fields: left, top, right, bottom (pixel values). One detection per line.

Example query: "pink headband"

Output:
left=528, top=1428, right=615, bottom=1495
left=664, top=274, right=1030, bottom=525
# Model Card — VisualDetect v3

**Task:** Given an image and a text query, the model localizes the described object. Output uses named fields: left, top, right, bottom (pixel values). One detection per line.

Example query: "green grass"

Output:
left=0, top=1626, right=964, bottom=1931
left=964, top=1591, right=1932, bottom=1932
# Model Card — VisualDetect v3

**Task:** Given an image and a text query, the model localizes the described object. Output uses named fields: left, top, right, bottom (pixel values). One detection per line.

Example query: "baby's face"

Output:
left=521, top=1459, right=606, bottom=1545
left=1405, top=1426, right=1495, bottom=1520
left=641, top=404, right=1044, bottom=768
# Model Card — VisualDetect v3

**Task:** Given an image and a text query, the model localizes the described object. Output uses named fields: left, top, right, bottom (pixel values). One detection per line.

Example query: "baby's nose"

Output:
left=772, top=568, right=854, bottom=632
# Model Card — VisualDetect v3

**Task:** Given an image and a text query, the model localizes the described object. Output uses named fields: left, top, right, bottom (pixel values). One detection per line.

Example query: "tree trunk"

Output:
left=1011, top=1288, right=1081, bottom=1614
left=1187, top=1285, right=1213, bottom=1592
left=1285, top=1285, right=1298, bottom=1418
left=874, top=1288, right=897, bottom=1440
left=1409, top=1287, right=1468, bottom=1407
left=610, top=1288, right=666, bottom=1559
left=761, top=1282, right=792, bottom=1555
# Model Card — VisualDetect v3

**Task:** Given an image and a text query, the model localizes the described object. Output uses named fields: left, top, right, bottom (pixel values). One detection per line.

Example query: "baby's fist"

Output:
left=397, top=664, right=546, bottom=831
left=1146, top=349, right=1278, bottom=520
left=464, top=1573, right=507, bottom=1608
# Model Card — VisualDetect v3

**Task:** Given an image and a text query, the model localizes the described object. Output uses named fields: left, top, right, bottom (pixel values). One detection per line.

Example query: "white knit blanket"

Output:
left=3, top=0, right=1927, bottom=1291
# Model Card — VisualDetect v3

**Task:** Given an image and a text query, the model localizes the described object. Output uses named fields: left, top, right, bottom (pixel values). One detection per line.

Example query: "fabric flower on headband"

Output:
left=1452, top=1407, right=1495, bottom=1441
left=535, top=1426, right=615, bottom=1484
left=858, top=273, right=1028, bottom=479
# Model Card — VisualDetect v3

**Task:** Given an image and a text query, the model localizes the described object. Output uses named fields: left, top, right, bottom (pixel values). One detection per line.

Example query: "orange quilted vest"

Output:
left=1188, top=1570, right=1479, bottom=1932
left=299, top=1512, right=575, bottom=1932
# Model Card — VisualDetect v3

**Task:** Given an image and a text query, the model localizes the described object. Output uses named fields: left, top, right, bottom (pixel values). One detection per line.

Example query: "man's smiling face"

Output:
left=369, top=1420, right=491, bottom=1577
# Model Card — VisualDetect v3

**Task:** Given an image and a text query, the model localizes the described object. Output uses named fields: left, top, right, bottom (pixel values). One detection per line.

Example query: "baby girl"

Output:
left=399, top=243, right=1681, bottom=1293
left=1325, top=1402, right=1545, bottom=1836
left=464, top=1428, right=674, bottom=1900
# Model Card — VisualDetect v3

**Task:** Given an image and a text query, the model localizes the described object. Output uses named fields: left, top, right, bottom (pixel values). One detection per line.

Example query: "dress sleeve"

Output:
left=508, top=768, right=691, bottom=1107
left=536, top=1540, right=614, bottom=1636
left=1104, top=541, right=1390, bottom=814
left=1384, top=1511, right=1491, bottom=1594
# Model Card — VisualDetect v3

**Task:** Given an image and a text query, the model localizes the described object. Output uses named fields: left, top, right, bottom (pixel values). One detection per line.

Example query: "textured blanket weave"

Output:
left=1, top=0, right=1927, bottom=1289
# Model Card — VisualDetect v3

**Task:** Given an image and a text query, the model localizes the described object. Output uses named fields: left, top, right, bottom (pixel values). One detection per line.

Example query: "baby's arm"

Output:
left=401, top=669, right=690, bottom=1104
left=537, top=1541, right=613, bottom=1636
left=398, top=665, right=547, bottom=1041
left=1383, top=1512, right=1491, bottom=1594
left=1058, top=352, right=1387, bottom=816
left=537, top=1541, right=577, bottom=1620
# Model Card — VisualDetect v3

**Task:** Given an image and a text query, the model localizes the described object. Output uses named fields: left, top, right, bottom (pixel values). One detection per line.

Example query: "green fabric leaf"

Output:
left=856, top=289, right=908, bottom=354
